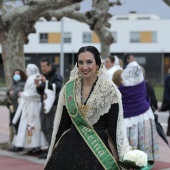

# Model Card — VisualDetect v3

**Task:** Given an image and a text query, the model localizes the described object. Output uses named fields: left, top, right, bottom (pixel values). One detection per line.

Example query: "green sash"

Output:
left=65, top=81, right=120, bottom=170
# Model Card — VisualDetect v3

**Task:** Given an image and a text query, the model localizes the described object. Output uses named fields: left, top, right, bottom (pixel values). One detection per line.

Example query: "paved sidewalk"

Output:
left=0, top=105, right=170, bottom=170
left=0, top=105, right=45, bottom=170
left=0, top=154, right=44, bottom=170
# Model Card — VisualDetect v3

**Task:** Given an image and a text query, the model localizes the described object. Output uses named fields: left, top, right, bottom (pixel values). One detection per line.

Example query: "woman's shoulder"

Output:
left=96, top=78, right=120, bottom=107
left=99, top=77, right=117, bottom=90
left=98, top=78, right=120, bottom=100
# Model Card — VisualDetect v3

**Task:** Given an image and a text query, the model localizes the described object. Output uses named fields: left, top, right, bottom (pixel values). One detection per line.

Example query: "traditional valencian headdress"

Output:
left=47, top=56, right=131, bottom=162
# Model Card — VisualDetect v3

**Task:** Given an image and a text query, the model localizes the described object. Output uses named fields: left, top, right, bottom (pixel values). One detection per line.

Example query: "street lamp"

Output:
left=161, top=49, right=164, bottom=85
left=60, top=18, right=64, bottom=80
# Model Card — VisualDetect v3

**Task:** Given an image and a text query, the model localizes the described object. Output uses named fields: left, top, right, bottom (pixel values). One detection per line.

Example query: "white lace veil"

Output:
left=121, top=61, right=144, bottom=86
left=47, top=56, right=131, bottom=163
left=114, top=55, right=120, bottom=66
left=106, top=55, right=123, bottom=80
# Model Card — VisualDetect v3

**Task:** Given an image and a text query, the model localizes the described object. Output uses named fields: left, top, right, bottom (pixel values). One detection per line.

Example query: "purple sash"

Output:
left=119, top=81, right=150, bottom=118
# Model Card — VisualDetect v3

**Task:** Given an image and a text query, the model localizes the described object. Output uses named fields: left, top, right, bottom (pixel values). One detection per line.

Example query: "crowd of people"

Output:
left=7, top=57, right=63, bottom=159
left=5, top=45, right=170, bottom=169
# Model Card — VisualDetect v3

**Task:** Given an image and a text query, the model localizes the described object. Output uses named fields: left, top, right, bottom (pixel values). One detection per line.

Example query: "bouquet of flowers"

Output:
left=123, top=150, right=147, bottom=166
left=118, top=150, right=154, bottom=170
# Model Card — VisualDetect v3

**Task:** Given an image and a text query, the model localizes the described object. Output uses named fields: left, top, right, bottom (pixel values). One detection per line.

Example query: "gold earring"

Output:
left=95, top=68, right=99, bottom=76
left=78, top=71, right=82, bottom=79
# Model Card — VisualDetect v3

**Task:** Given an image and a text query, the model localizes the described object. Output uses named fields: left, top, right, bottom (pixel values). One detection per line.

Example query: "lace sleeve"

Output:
left=55, top=106, right=72, bottom=142
left=46, top=88, right=65, bottom=163
left=114, top=85, right=132, bottom=158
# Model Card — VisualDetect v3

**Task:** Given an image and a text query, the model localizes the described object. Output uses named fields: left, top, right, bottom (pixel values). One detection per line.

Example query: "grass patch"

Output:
left=0, top=79, right=6, bottom=88
left=0, top=142, right=8, bottom=150
left=153, top=85, right=164, bottom=102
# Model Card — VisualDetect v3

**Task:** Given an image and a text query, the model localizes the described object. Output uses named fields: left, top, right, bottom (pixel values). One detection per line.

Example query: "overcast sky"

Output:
left=80, top=0, right=170, bottom=19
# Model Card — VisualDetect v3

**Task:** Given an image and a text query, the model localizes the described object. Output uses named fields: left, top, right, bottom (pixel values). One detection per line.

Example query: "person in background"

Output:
left=112, top=69, right=123, bottom=87
left=114, top=61, right=159, bottom=160
left=141, top=66, right=158, bottom=113
left=123, top=53, right=135, bottom=69
left=160, top=68, right=170, bottom=136
left=12, top=64, right=47, bottom=153
left=34, top=57, right=63, bottom=159
left=6, top=69, right=27, bottom=151
left=105, top=55, right=122, bottom=80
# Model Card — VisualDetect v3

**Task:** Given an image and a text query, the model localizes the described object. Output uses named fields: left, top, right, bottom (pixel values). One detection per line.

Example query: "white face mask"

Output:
left=13, top=74, right=21, bottom=82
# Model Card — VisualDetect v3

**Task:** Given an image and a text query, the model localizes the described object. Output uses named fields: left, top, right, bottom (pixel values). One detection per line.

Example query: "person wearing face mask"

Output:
left=6, top=69, right=27, bottom=151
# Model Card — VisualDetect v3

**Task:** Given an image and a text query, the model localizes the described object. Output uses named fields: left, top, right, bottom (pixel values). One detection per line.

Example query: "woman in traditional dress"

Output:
left=117, top=61, right=159, bottom=160
left=12, top=64, right=47, bottom=152
left=45, top=46, right=133, bottom=170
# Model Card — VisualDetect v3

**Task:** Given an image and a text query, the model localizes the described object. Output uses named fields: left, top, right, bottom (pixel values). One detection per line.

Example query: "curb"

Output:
left=0, top=149, right=46, bottom=166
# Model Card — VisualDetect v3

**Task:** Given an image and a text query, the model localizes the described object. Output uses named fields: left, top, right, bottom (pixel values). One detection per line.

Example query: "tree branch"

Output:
left=2, top=0, right=83, bottom=22
left=163, top=0, right=170, bottom=6
left=109, top=0, right=122, bottom=7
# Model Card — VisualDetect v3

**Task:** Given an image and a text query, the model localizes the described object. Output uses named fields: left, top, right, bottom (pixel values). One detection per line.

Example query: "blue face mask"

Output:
left=13, top=74, right=21, bottom=82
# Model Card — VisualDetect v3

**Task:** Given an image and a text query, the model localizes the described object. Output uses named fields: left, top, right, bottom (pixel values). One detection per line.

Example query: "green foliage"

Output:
left=153, top=85, right=163, bottom=102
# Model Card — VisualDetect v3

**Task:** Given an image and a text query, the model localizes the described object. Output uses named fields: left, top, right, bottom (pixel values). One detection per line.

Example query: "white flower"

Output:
left=123, top=150, right=148, bottom=167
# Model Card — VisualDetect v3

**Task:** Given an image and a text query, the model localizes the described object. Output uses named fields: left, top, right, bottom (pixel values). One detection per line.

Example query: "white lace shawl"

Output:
left=121, top=61, right=144, bottom=86
left=46, top=64, right=131, bottom=163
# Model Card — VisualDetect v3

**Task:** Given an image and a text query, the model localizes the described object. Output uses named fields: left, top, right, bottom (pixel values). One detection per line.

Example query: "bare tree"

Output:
left=0, top=0, right=82, bottom=87
left=163, top=0, right=170, bottom=6
left=44, top=0, right=121, bottom=58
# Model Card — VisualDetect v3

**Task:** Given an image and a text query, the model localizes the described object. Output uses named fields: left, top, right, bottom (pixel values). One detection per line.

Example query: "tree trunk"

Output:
left=100, top=40, right=110, bottom=59
left=1, top=32, right=25, bottom=87
left=95, top=26, right=113, bottom=59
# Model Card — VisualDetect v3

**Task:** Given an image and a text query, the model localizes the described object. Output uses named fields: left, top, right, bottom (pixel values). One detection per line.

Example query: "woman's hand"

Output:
left=18, top=92, right=22, bottom=97
left=9, top=91, right=14, bottom=95
left=34, top=78, right=40, bottom=87
left=40, top=74, right=46, bottom=83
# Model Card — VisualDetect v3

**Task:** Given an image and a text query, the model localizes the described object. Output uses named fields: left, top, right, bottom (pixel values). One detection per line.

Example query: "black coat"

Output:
left=160, top=74, right=170, bottom=111
left=36, top=68, right=63, bottom=105
left=145, top=81, right=158, bottom=112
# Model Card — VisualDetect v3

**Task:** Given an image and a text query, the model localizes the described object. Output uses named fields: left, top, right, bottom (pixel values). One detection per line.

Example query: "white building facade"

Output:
left=0, top=12, right=170, bottom=83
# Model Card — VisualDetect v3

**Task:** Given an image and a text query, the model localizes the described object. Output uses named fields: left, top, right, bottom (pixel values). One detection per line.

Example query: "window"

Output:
left=130, top=31, right=157, bottom=43
left=130, top=32, right=140, bottom=42
left=135, top=56, right=146, bottom=65
left=83, top=32, right=92, bottom=43
left=111, top=32, right=117, bottom=43
left=116, top=17, right=128, bottom=20
left=39, top=33, right=48, bottom=43
left=152, top=32, right=157, bottom=42
left=137, top=17, right=150, bottom=20
left=63, top=32, right=71, bottom=43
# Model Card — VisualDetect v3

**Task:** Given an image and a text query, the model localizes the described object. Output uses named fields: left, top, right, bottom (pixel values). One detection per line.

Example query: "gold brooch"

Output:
left=79, top=104, right=89, bottom=118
